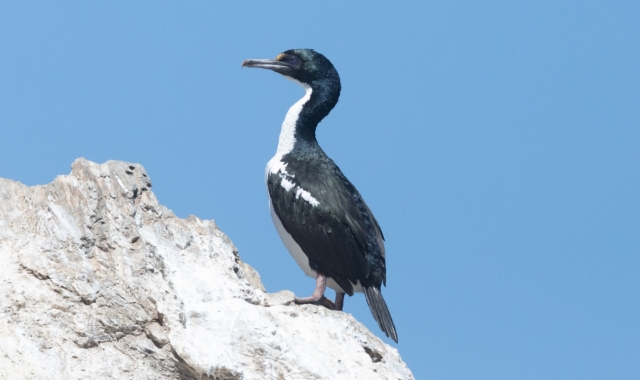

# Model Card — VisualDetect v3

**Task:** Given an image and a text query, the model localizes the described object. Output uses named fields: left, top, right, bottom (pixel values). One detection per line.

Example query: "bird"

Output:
left=242, top=49, right=397, bottom=343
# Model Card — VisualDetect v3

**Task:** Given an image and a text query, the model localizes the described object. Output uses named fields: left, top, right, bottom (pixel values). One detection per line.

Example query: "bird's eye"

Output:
left=276, top=53, right=301, bottom=67
left=285, top=55, right=299, bottom=65
left=276, top=53, right=300, bottom=66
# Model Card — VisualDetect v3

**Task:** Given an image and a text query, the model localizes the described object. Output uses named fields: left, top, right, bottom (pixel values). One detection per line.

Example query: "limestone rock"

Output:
left=0, top=159, right=413, bottom=380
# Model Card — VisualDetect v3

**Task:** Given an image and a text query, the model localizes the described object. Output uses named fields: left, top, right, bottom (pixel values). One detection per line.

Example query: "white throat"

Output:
left=266, top=79, right=312, bottom=179
left=275, top=81, right=312, bottom=157
left=265, top=80, right=322, bottom=210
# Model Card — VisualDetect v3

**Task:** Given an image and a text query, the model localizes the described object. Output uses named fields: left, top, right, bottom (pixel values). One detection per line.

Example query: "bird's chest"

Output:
left=265, top=155, right=285, bottom=182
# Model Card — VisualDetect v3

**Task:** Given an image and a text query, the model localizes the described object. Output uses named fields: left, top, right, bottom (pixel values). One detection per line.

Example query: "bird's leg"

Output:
left=334, top=292, right=345, bottom=311
left=295, top=273, right=336, bottom=309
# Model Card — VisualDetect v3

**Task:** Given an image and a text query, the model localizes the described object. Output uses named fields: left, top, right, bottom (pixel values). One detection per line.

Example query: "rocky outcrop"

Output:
left=0, top=159, right=413, bottom=380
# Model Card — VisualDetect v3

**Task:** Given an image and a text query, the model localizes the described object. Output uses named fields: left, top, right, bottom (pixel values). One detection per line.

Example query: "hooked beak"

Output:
left=241, top=59, right=295, bottom=76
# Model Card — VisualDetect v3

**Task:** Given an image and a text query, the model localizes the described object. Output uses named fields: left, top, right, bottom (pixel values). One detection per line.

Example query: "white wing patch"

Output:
left=295, top=187, right=320, bottom=206
left=267, top=165, right=320, bottom=207
left=281, top=177, right=295, bottom=191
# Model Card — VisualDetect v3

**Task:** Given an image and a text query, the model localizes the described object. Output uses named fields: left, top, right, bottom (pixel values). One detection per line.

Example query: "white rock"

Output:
left=0, top=158, right=414, bottom=380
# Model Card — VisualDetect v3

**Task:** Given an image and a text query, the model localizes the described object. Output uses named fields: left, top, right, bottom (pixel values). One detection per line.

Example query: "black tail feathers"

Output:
left=363, top=286, right=398, bottom=343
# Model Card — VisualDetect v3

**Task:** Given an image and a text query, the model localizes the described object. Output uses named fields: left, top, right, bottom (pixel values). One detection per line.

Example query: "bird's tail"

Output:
left=363, top=286, right=398, bottom=343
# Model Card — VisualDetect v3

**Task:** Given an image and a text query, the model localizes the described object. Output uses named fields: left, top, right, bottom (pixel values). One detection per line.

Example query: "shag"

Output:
left=242, top=49, right=397, bottom=342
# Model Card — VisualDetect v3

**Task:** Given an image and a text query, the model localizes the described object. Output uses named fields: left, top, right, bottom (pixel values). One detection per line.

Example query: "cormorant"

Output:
left=242, top=49, right=397, bottom=342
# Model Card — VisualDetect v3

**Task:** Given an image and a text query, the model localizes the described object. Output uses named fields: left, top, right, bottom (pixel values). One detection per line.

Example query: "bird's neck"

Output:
left=275, top=78, right=341, bottom=157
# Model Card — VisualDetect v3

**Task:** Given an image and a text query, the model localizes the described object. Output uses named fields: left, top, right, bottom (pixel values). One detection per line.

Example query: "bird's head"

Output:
left=242, top=49, right=339, bottom=87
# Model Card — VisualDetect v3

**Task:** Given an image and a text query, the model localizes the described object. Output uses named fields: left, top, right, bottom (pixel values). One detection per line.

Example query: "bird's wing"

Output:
left=267, top=160, right=385, bottom=295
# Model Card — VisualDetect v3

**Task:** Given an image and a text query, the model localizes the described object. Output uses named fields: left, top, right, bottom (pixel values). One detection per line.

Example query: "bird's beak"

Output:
left=241, top=59, right=295, bottom=76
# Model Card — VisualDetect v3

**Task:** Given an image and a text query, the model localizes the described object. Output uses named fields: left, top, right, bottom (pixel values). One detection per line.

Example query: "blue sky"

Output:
left=1, top=2, right=638, bottom=379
